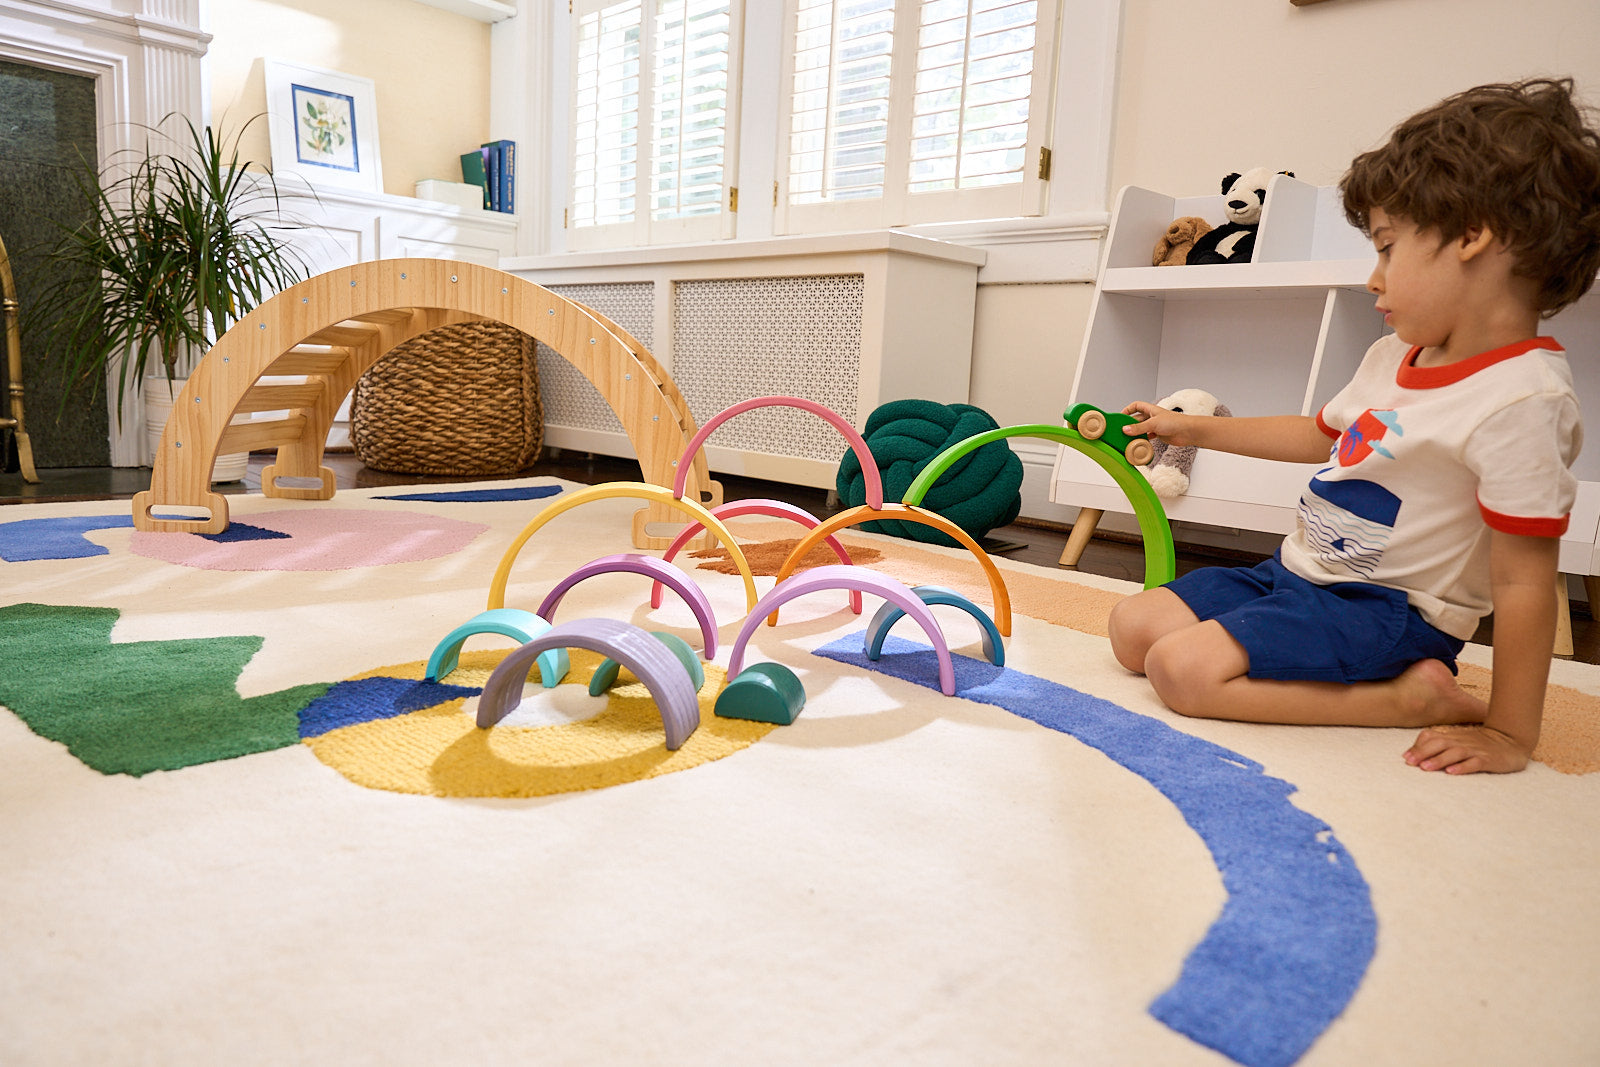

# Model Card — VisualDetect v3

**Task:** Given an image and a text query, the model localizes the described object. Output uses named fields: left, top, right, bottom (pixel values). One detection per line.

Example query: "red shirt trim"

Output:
left=1315, top=408, right=1340, bottom=440
left=1478, top=497, right=1569, bottom=537
left=1396, top=337, right=1563, bottom=389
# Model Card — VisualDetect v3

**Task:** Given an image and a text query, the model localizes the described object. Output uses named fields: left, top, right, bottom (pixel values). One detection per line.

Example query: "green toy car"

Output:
left=1064, top=403, right=1155, bottom=466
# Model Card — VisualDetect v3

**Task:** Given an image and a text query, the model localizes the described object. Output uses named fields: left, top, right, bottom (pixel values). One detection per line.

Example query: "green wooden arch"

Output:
left=901, top=424, right=1176, bottom=589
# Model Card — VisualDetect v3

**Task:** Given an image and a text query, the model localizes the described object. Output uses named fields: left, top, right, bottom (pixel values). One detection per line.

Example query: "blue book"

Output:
left=482, top=139, right=515, bottom=214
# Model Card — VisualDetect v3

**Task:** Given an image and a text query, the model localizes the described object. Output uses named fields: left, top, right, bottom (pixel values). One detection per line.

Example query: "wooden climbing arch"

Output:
left=132, top=258, right=720, bottom=539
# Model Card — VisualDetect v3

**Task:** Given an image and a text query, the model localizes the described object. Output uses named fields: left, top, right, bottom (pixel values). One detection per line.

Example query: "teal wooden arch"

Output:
left=901, top=424, right=1176, bottom=589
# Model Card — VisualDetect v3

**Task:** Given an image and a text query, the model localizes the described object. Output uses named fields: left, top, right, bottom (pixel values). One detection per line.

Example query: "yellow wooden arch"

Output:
left=487, top=482, right=759, bottom=615
left=131, top=258, right=718, bottom=536
left=769, top=504, right=1012, bottom=635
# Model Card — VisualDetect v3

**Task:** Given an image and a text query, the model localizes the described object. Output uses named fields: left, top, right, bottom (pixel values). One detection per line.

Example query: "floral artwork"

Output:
left=290, top=84, right=359, bottom=172
left=265, top=59, right=382, bottom=192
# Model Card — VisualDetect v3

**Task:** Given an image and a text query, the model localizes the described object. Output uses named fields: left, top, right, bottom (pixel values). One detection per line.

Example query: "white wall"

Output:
left=205, top=0, right=493, bottom=198
left=1113, top=0, right=1600, bottom=196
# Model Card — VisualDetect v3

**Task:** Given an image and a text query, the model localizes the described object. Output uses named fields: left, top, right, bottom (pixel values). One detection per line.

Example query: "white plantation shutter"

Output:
left=570, top=0, right=740, bottom=248
left=651, top=0, right=733, bottom=225
left=777, top=0, right=1056, bottom=234
left=572, top=1, right=641, bottom=236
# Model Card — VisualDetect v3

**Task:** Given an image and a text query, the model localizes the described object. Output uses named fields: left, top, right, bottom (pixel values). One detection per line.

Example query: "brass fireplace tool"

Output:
left=0, top=231, right=40, bottom=482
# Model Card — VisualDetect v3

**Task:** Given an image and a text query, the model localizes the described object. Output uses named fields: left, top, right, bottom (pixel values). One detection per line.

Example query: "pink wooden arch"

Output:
left=671, top=396, right=883, bottom=511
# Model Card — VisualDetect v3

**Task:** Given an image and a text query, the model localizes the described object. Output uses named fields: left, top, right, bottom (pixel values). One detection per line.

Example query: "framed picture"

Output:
left=263, top=59, right=383, bottom=193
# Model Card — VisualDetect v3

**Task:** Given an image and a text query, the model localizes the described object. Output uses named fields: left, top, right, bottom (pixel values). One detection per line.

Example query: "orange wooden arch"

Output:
left=768, top=504, right=1012, bottom=635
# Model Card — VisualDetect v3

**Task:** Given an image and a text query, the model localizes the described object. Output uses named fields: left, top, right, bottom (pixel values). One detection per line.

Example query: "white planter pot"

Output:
left=142, top=377, right=250, bottom=483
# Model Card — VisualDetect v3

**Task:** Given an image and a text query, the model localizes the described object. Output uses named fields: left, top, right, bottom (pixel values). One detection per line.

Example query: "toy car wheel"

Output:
left=1124, top=438, right=1154, bottom=467
left=1076, top=409, right=1107, bottom=439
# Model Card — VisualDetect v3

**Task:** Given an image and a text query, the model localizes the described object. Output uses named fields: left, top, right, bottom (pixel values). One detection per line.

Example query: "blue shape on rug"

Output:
left=199, top=521, right=291, bottom=543
left=814, top=633, right=1376, bottom=1067
left=373, top=485, right=563, bottom=503
left=298, top=676, right=481, bottom=738
left=0, top=515, right=134, bottom=561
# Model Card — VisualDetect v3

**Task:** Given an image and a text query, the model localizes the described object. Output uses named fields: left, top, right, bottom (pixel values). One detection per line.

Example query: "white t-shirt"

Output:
left=1278, top=334, right=1582, bottom=639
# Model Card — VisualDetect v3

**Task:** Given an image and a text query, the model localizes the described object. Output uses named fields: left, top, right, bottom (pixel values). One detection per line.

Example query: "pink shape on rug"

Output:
left=130, top=510, right=487, bottom=571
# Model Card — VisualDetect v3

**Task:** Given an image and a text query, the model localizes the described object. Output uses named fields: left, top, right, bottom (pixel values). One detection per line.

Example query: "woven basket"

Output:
left=351, top=320, right=543, bottom=476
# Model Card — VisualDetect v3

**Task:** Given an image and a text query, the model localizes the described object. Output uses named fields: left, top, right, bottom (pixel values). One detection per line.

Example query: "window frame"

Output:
left=566, top=0, right=745, bottom=251
left=773, top=0, right=1061, bottom=236
left=533, top=0, right=1120, bottom=266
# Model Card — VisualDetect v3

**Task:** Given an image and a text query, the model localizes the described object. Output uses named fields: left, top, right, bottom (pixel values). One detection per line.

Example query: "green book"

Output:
left=459, top=149, right=490, bottom=210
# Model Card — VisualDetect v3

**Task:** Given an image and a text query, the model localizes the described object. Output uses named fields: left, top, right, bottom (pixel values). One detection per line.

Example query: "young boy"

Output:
left=1108, top=77, right=1600, bottom=775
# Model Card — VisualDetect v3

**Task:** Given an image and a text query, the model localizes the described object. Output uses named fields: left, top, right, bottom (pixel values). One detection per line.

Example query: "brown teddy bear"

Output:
left=1152, top=216, right=1215, bottom=266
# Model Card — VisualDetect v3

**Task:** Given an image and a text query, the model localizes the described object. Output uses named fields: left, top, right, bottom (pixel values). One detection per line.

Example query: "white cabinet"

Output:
left=502, top=232, right=983, bottom=490
left=1051, top=176, right=1600, bottom=577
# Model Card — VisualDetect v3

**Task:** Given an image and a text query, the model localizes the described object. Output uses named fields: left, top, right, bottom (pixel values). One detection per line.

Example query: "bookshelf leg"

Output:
left=1059, top=507, right=1104, bottom=568
left=1555, top=572, right=1574, bottom=657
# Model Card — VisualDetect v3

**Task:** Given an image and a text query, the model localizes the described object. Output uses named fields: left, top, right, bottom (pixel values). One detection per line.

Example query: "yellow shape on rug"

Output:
left=304, top=648, right=775, bottom=797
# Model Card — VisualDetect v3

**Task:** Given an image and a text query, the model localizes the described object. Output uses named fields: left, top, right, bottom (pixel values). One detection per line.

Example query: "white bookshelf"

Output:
left=1051, top=175, right=1600, bottom=579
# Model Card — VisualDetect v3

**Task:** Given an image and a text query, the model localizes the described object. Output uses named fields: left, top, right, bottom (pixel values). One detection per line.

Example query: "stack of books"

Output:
left=460, top=140, right=515, bottom=213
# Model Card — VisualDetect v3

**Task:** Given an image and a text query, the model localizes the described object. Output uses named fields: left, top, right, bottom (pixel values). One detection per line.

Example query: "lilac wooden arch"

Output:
left=536, top=553, right=719, bottom=657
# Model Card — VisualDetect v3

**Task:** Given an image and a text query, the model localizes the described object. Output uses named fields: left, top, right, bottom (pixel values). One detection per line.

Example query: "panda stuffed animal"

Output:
left=1185, top=167, right=1293, bottom=265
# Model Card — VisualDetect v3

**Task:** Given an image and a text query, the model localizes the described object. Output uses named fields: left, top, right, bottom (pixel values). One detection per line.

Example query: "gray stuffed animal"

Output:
left=1145, top=388, right=1230, bottom=498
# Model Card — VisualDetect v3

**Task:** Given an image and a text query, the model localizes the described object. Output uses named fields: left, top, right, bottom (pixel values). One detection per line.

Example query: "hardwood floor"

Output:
left=5, top=447, right=1597, bottom=663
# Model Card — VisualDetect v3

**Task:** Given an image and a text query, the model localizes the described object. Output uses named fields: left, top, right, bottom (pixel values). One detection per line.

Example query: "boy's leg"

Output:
left=1108, top=587, right=1199, bottom=674
left=1143, top=623, right=1488, bottom=729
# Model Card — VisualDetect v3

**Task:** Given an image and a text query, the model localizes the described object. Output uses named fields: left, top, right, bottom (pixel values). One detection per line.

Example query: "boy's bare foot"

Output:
left=1393, top=659, right=1488, bottom=727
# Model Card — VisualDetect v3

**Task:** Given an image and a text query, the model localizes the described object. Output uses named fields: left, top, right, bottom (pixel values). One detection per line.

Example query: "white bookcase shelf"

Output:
left=1052, top=175, right=1600, bottom=578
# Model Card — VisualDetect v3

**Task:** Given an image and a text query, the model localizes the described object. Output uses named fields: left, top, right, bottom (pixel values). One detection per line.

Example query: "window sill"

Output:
left=900, top=212, right=1111, bottom=284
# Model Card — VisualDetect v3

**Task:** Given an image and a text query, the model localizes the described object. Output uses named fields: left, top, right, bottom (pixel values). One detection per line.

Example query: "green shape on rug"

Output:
left=0, top=603, right=330, bottom=776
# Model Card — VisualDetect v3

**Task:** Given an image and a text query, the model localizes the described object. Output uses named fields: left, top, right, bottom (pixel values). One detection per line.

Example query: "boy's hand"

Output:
left=1121, top=401, right=1201, bottom=447
left=1404, top=724, right=1531, bottom=774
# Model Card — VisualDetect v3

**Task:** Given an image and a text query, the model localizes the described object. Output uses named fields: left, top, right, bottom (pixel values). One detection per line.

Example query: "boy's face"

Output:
left=1365, top=207, right=1464, bottom=349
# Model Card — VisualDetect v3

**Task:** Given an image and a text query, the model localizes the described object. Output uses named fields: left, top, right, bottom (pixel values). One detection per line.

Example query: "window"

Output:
left=569, top=0, right=741, bottom=249
left=776, top=0, right=1058, bottom=234
left=553, top=0, right=1113, bottom=253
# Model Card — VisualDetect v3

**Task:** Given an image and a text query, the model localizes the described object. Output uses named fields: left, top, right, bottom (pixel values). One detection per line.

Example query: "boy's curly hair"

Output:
left=1341, top=77, right=1600, bottom=315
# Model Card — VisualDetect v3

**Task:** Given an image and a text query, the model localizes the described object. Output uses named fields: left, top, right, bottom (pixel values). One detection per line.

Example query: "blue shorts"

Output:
left=1164, top=555, right=1465, bottom=683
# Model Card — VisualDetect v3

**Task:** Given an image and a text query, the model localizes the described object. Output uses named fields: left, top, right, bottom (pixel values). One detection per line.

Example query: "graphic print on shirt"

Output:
left=1298, top=471, right=1403, bottom=579
left=1337, top=408, right=1402, bottom=466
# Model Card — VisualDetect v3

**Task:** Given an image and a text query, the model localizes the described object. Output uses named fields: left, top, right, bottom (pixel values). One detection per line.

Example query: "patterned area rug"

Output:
left=2, top=478, right=1598, bottom=1066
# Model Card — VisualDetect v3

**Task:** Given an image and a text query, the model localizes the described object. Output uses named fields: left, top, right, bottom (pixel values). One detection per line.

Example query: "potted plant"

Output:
left=26, top=113, right=312, bottom=479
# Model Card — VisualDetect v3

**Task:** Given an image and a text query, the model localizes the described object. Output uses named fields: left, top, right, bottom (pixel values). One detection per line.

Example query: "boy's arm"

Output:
left=1121, top=403, right=1332, bottom=464
left=1404, top=530, right=1557, bottom=774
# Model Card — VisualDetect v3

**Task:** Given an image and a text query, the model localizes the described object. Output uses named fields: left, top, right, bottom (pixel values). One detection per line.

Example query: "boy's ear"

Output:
left=1457, top=224, right=1497, bottom=262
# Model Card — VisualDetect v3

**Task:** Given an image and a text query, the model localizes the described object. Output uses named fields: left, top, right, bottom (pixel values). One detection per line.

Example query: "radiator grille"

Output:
left=671, top=275, right=864, bottom=465
left=534, top=282, right=654, bottom=434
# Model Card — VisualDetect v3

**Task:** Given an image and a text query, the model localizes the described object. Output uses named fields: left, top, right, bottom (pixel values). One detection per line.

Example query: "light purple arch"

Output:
left=651, top=498, right=863, bottom=616
left=537, top=553, right=718, bottom=658
left=673, top=396, right=883, bottom=510
left=477, top=618, right=701, bottom=749
left=726, top=564, right=955, bottom=696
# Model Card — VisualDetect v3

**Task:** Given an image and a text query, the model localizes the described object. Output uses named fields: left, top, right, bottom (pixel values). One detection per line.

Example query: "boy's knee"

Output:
left=1107, top=597, right=1148, bottom=674
left=1144, top=634, right=1214, bottom=718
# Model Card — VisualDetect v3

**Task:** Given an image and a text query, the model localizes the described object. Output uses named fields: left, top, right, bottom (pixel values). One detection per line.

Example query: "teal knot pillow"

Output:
left=836, top=400, right=1022, bottom=547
